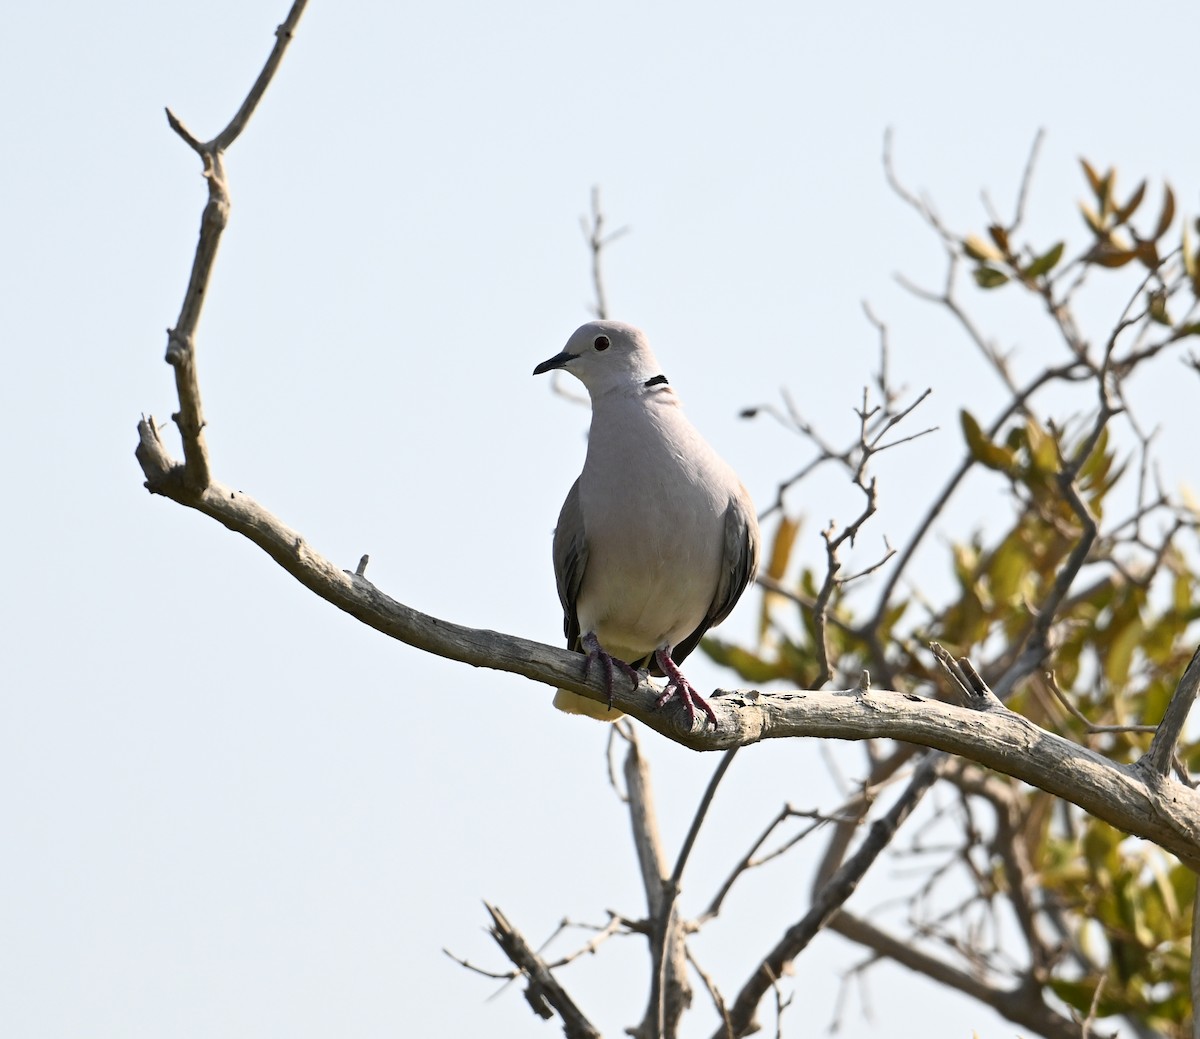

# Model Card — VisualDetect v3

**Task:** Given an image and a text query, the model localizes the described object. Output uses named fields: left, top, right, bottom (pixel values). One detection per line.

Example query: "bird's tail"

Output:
left=552, top=688, right=624, bottom=722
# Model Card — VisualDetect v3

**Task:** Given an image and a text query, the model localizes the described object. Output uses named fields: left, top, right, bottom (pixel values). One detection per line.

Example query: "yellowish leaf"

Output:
left=1080, top=157, right=1104, bottom=198
left=1113, top=179, right=1146, bottom=224
left=766, top=516, right=799, bottom=583
left=1154, top=183, right=1176, bottom=239
left=963, top=234, right=1002, bottom=262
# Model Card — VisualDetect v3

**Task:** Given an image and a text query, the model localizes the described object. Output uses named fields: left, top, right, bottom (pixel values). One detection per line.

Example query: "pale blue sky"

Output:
left=3, top=2, right=1199, bottom=1037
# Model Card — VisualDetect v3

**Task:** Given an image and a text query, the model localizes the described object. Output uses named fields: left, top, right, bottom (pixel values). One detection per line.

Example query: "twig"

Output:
left=1081, top=974, right=1107, bottom=1039
left=868, top=359, right=1090, bottom=636
left=161, top=0, right=308, bottom=491
left=700, top=804, right=855, bottom=924
left=1041, top=670, right=1157, bottom=737
left=442, top=947, right=517, bottom=981
left=581, top=185, right=629, bottom=320
left=1010, top=128, right=1046, bottom=233
left=1139, top=645, right=1200, bottom=778
left=828, top=912, right=1092, bottom=1039
left=715, top=753, right=944, bottom=1039
left=862, top=301, right=902, bottom=408
left=671, top=750, right=739, bottom=888
left=687, top=947, right=733, bottom=1039
left=483, top=903, right=602, bottom=1039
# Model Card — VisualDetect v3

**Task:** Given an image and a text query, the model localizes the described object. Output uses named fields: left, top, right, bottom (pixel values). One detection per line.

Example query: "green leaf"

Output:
left=1023, top=419, right=1060, bottom=474
left=988, top=531, right=1030, bottom=603
left=1023, top=241, right=1065, bottom=279
left=1148, top=289, right=1170, bottom=325
left=1104, top=616, right=1143, bottom=688
left=1078, top=426, right=1111, bottom=484
left=960, top=410, right=1015, bottom=470
left=701, top=639, right=793, bottom=684
left=1049, top=977, right=1100, bottom=1015
left=973, top=266, right=1010, bottom=289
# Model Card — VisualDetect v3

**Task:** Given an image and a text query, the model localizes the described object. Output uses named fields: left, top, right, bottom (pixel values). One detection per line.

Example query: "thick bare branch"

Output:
left=135, top=421, right=1200, bottom=872
left=155, top=447, right=1200, bottom=891
left=623, top=732, right=691, bottom=1039
left=1192, top=886, right=1200, bottom=1039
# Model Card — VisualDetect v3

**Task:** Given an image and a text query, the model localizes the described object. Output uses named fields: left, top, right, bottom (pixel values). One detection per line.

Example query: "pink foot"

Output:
left=582, top=633, right=640, bottom=710
left=652, top=648, right=718, bottom=729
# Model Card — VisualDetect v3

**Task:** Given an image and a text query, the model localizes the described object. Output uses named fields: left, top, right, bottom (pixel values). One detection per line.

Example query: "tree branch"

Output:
left=134, top=433, right=1200, bottom=874
left=715, top=754, right=944, bottom=1039
left=622, top=731, right=692, bottom=1039
left=160, top=0, right=308, bottom=492
left=1140, top=646, right=1200, bottom=779
left=827, top=911, right=1097, bottom=1039
left=484, top=903, right=602, bottom=1039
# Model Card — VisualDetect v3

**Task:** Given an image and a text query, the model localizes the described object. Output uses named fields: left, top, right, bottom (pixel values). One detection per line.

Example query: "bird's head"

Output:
left=533, top=321, right=665, bottom=398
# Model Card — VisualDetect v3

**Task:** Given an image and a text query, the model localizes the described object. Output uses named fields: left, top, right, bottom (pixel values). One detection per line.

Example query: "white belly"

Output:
left=575, top=478, right=725, bottom=661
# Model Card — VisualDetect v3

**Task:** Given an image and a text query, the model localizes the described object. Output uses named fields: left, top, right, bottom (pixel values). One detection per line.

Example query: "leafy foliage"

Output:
left=706, top=155, right=1200, bottom=1037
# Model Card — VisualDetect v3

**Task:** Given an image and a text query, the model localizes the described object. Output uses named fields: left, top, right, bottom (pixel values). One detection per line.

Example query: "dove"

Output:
left=534, top=320, right=760, bottom=727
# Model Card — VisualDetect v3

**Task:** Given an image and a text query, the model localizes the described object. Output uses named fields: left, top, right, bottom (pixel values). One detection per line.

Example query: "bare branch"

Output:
left=869, top=359, right=1091, bottom=637
left=581, top=185, right=629, bottom=320
left=1010, top=128, right=1046, bottom=233
left=442, top=947, right=517, bottom=982
left=1041, top=670, right=1157, bottom=738
left=828, top=912, right=1096, bottom=1039
left=159, top=0, right=308, bottom=492
left=1192, top=887, right=1200, bottom=1039
left=483, top=903, right=602, bottom=1039
left=716, top=754, right=944, bottom=1039
left=700, top=803, right=858, bottom=924
left=687, top=948, right=733, bottom=1039
left=883, top=129, right=955, bottom=245
left=212, top=5, right=307, bottom=151
left=671, top=750, right=739, bottom=888
left=623, top=732, right=691, bottom=1039
left=1140, top=646, right=1200, bottom=778
left=134, top=431, right=1200, bottom=870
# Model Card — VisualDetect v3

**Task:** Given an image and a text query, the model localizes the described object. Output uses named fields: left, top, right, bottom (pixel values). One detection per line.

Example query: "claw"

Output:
left=651, top=648, right=718, bottom=729
left=581, top=632, right=640, bottom=709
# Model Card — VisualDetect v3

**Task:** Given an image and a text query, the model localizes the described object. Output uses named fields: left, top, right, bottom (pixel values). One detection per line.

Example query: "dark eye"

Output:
left=594, top=335, right=610, bottom=351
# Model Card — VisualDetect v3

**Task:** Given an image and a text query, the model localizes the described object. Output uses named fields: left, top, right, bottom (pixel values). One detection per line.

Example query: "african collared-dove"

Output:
left=534, top=320, right=760, bottom=726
